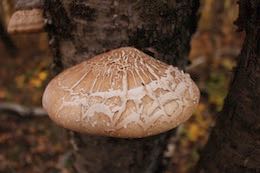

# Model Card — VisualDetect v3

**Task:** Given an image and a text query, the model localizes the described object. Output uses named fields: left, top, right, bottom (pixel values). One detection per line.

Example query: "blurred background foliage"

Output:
left=0, top=0, right=244, bottom=173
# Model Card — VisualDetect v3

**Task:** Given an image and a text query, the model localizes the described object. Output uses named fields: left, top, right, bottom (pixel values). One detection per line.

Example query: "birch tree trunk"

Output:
left=195, top=0, right=260, bottom=172
left=43, top=1, right=199, bottom=172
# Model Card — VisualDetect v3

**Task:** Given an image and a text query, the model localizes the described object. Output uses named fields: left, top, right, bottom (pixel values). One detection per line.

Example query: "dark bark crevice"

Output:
left=0, top=18, right=17, bottom=56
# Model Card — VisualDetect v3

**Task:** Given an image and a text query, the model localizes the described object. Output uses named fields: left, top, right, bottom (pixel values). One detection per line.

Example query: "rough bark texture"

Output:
left=43, top=0, right=199, bottom=173
left=15, top=0, right=43, bottom=10
left=195, top=0, right=260, bottom=172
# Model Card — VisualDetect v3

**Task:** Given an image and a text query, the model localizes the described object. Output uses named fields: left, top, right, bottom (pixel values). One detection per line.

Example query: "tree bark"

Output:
left=195, top=0, right=260, bottom=172
left=43, top=1, right=199, bottom=173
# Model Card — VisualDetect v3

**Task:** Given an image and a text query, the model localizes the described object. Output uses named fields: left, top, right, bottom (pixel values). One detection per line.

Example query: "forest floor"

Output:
left=0, top=1, right=244, bottom=173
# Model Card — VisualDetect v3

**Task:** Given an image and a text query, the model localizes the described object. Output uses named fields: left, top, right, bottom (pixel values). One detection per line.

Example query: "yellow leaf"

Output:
left=30, top=78, right=42, bottom=88
left=38, top=71, right=48, bottom=81
left=187, top=123, right=201, bottom=142
left=210, top=95, right=224, bottom=110
left=196, top=103, right=206, bottom=114
left=222, top=58, right=236, bottom=70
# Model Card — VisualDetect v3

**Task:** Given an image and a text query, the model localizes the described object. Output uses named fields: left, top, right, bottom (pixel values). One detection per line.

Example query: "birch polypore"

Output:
left=8, top=9, right=45, bottom=34
left=42, top=47, right=200, bottom=138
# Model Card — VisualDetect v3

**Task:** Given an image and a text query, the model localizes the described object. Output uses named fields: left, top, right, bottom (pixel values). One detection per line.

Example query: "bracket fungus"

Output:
left=8, top=9, right=45, bottom=34
left=42, top=47, right=200, bottom=138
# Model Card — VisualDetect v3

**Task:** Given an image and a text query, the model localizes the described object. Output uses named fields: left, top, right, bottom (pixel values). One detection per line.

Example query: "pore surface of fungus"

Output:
left=8, top=9, right=45, bottom=34
left=43, top=47, right=200, bottom=138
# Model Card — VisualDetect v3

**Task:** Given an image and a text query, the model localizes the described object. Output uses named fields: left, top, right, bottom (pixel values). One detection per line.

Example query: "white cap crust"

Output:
left=8, top=9, right=45, bottom=34
left=42, top=47, right=200, bottom=138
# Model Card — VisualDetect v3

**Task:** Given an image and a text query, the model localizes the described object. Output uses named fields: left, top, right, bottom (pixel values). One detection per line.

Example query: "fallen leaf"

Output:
left=222, top=58, right=236, bottom=70
left=187, top=123, right=201, bottom=142
left=38, top=71, right=48, bottom=81
left=29, top=78, right=42, bottom=88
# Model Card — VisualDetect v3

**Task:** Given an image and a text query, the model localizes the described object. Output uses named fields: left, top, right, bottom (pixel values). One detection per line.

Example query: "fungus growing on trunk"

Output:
left=8, top=9, right=45, bottom=34
left=7, top=0, right=45, bottom=34
left=42, top=47, right=200, bottom=138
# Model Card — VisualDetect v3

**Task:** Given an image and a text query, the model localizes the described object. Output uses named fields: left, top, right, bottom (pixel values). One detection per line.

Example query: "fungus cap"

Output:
left=42, top=47, right=200, bottom=138
left=8, top=9, right=45, bottom=34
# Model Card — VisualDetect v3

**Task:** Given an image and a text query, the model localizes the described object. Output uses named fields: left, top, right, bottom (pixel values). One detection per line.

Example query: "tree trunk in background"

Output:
left=44, top=1, right=199, bottom=173
left=195, top=0, right=260, bottom=172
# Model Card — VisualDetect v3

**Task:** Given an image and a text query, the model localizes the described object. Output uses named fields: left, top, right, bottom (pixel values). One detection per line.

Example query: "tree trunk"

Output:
left=43, top=1, right=199, bottom=172
left=195, top=0, right=260, bottom=172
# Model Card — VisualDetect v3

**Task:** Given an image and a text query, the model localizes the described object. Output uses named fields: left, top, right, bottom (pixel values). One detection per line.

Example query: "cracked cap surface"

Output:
left=42, top=47, right=200, bottom=138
